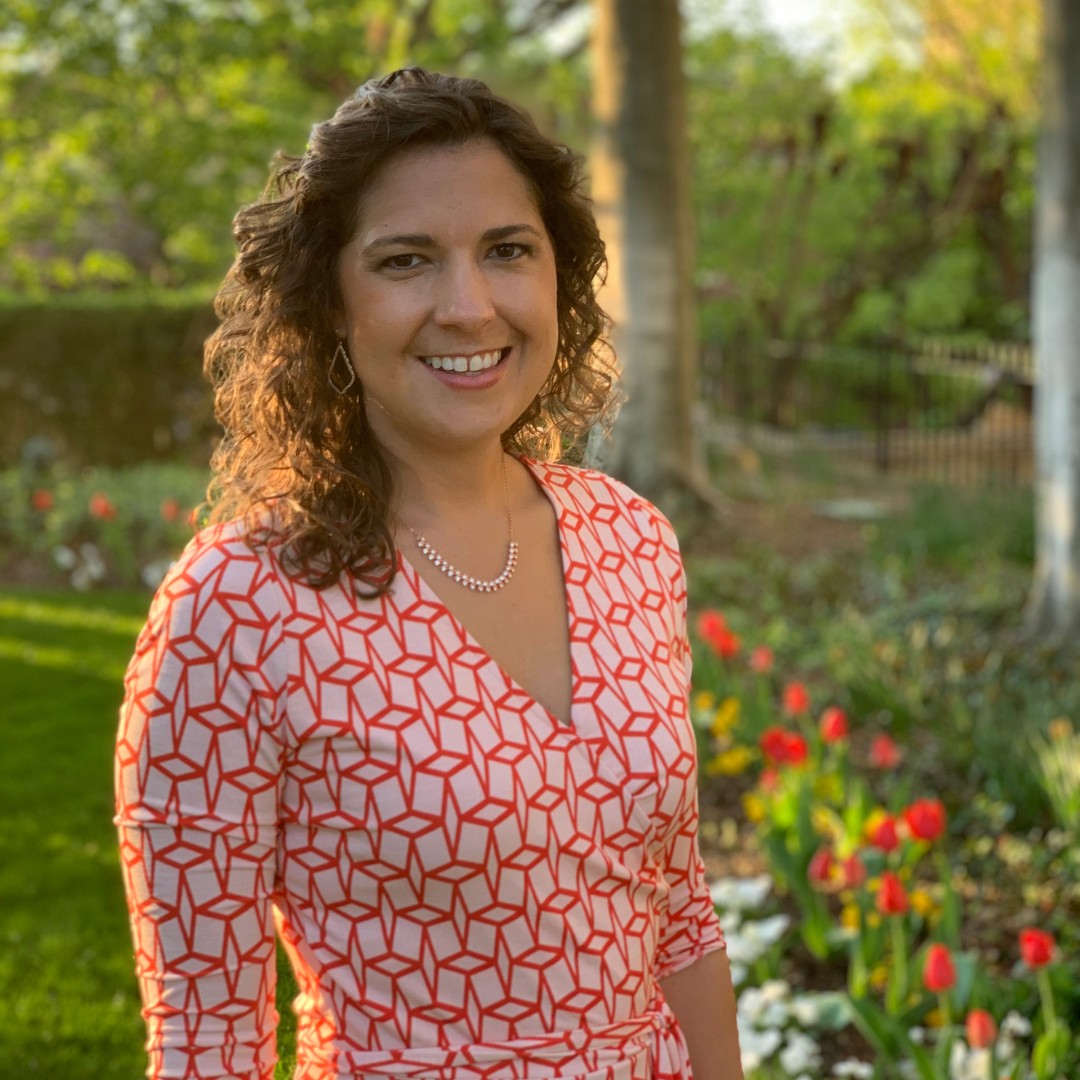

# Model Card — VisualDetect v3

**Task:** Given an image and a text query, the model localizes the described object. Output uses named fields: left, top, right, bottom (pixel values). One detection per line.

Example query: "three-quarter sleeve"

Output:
left=115, top=535, right=290, bottom=1080
left=650, top=511, right=727, bottom=980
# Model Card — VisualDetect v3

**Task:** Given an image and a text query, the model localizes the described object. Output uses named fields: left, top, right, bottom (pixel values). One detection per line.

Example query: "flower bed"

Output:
left=692, top=607, right=1079, bottom=1079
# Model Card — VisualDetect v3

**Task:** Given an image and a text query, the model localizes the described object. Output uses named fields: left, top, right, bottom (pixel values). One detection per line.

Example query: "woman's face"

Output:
left=335, top=138, right=559, bottom=465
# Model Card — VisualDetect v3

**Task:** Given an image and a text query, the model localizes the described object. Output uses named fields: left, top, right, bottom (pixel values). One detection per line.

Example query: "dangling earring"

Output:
left=328, top=338, right=356, bottom=394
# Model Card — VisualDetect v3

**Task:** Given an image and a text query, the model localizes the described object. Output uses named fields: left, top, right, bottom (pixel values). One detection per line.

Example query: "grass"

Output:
left=0, top=588, right=299, bottom=1078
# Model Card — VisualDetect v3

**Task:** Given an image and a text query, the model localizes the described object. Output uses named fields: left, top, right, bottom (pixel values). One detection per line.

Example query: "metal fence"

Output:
left=701, top=335, right=1034, bottom=487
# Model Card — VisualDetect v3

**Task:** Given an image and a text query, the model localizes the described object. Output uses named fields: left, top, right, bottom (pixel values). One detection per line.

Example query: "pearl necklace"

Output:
left=407, top=458, right=519, bottom=593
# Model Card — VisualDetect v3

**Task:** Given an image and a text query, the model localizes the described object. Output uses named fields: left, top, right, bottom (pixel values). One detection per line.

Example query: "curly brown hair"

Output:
left=204, top=67, right=616, bottom=594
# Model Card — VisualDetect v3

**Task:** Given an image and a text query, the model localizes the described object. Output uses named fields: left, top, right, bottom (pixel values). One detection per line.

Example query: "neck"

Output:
left=387, top=441, right=512, bottom=532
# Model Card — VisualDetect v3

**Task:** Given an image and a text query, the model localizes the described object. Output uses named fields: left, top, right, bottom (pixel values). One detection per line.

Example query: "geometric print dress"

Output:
left=115, top=460, right=725, bottom=1080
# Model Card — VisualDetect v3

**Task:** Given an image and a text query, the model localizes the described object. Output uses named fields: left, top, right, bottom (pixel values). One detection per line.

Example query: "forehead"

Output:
left=355, top=139, right=545, bottom=238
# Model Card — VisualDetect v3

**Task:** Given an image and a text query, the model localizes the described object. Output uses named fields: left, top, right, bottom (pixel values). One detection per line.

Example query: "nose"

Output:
left=434, top=256, right=495, bottom=330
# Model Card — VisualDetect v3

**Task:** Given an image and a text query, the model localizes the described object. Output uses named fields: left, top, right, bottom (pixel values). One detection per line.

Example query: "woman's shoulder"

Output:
left=145, top=517, right=293, bottom=631
left=527, top=459, right=677, bottom=540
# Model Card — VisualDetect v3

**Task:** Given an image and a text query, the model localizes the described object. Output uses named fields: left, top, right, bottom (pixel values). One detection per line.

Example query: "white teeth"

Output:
left=423, top=349, right=503, bottom=373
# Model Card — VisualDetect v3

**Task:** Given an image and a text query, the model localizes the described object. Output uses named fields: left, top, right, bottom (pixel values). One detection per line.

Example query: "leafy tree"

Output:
left=0, top=0, right=585, bottom=292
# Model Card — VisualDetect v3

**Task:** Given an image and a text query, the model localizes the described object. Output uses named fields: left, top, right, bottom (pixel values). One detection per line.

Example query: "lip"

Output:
left=418, top=346, right=511, bottom=390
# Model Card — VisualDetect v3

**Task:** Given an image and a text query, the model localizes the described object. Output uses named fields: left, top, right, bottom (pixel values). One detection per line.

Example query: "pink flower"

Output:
left=782, top=681, right=810, bottom=717
left=869, top=732, right=903, bottom=769
left=750, top=645, right=774, bottom=674
left=819, top=706, right=849, bottom=744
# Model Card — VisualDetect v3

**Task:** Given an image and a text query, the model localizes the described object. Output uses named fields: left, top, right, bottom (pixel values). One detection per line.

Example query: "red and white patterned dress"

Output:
left=116, top=461, right=725, bottom=1080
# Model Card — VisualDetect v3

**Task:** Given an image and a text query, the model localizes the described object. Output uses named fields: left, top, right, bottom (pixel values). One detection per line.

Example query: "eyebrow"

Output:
left=361, top=223, right=544, bottom=256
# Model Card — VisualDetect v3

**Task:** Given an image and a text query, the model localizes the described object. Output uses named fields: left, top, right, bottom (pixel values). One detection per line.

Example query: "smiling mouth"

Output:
left=420, top=347, right=509, bottom=373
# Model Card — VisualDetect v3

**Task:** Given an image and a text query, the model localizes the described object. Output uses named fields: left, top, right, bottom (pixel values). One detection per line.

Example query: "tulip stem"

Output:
left=887, top=916, right=907, bottom=1014
left=1037, top=967, right=1058, bottom=1041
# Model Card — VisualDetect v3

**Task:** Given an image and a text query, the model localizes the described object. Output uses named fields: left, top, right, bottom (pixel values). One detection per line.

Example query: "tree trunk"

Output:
left=1025, top=0, right=1080, bottom=639
left=590, top=0, right=707, bottom=508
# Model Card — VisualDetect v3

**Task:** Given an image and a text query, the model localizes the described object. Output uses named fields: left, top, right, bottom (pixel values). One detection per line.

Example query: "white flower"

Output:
left=71, top=565, right=94, bottom=591
left=832, top=1060, right=874, bottom=1079
left=53, top=545, right=77, bottom=570
left=739, top=1026, right=782, bottom=1070
left=140, top=559, right=173, bottom=589
left=780, top=1031, right=821, bottom=1074
left=909, top=1026, right=926, bottom=1045
left=728, top=961, right=748, bottom=987
left=791, top=992, right=841, bottom=1028
left=1001, top=1010, right=1032, bottom=1038
left=949, top=1042, right=992, bottom=1080
left=738, top=981, right=791, bottom=1028
left=710, top=874, right=773, bottom=912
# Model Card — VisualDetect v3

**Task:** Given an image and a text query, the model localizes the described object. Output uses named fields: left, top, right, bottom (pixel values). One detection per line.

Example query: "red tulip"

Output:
left=782, top=681, right=811, bottom=716
left=697, top=610, right=726, bottom=648
left=783, top=731, right=808, bottom=765
left=922, top=943, right=956, bottom=992
left=965, top=1009, right=997, bottom=1049
left=758, top=767, right=780, bottom=792
left=876, top=871, right=908, bottom=916
left=808, top=847, right=836, bottom=891
left=903, top=798, right=947, bottom=842
left=160, top=497, right=181, bottom=523
left=88, top=492, right=118, bottom=521
left=869, top=732, right=903, bottom=769
left=750, top=645, right=774, bottom=673
left=1019, top=927, right=1056, bottom=968
left=867, top=814, right=900, bottom=853
left=819, top=706, right=849, bottom=743
left=841, top=852, right=867, bottom=889
left=31, top=488, right=54, bottom=512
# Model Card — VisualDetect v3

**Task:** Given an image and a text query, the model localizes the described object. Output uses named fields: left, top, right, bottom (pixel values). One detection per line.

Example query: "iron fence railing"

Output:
left=701, top=335, right=1034, bottom=486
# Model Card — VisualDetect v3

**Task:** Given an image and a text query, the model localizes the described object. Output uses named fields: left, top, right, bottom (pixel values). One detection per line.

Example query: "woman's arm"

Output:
left=659, top=948, right=744, bottom=1080
left=116, top=538, right=288, bottom=1079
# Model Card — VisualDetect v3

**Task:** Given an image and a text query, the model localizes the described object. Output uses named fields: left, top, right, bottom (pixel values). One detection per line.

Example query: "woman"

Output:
left=116, top=68, right=743, bottom=1080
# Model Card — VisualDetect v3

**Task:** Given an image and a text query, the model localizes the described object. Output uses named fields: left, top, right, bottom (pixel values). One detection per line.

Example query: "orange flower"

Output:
left=869, top=732, right=902, bottom=769
left=88, top=492, right=118, bottom=521
left=841, top=852, right=867, bottom=889
left=903, top=798, right=947, bottom=842
left=922, top=943, right=956, bottom=992
left=1019, top=927, right=1056, bottom=968
left=782, top=681, right=810, bottom=717
left=31, top=488, right=54, bottom=512
left=819, top=706, right=849, bottom=743
left=696, top=610, right=740, bottom=659
left=965, top=1009, right=997, bottom=1049
left=867, top=813, right=900, bottom=853
left=875, top=871, right=908, bottom=916
left=760, top=726, right=808, bottom=767
left=749, top=645, right=774, bottom=674
left=808, top=847, right=836, bottom=891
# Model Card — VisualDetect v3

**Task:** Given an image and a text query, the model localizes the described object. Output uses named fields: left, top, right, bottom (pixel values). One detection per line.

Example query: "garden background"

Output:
left=2, top=1, right=1078, bottom=1078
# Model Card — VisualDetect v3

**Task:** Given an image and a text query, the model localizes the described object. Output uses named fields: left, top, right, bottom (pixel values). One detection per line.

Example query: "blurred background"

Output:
left=2, top=2, right=1077, bottom=1078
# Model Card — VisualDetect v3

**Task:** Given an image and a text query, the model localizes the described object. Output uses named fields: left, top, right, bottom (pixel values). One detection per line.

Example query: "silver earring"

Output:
left=328, top=338, right=356, bottom=394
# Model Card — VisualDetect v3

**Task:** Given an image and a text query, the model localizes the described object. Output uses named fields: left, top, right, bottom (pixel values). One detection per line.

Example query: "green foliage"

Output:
left=0, top=462, right=208, bottom=588
left=0, top=0, right=586, bottom=293
left=688, top=18, right=1034, bottom=348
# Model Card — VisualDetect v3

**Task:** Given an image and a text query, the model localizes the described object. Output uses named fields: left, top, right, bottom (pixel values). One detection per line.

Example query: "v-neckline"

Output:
left=395, top=458, right=581, bottom=733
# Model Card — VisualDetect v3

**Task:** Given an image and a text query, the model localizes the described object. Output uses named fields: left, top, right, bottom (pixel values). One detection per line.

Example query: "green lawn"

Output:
left=0, top=589, right=297, bottom=1078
